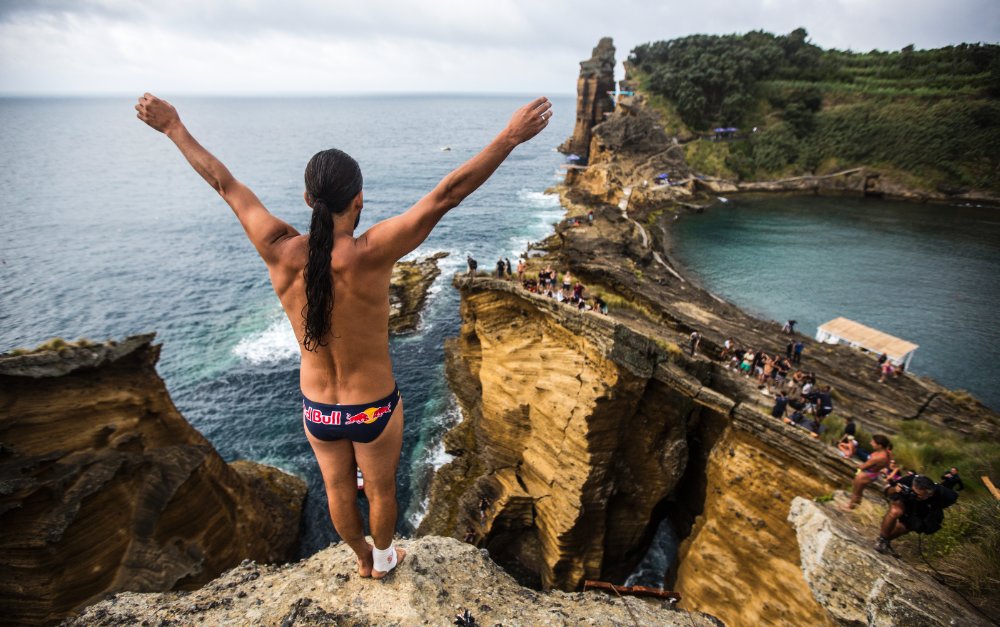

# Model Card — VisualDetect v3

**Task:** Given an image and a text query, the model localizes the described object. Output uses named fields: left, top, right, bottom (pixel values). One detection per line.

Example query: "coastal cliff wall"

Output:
left=0, top=336, right=307, bottom=625
left=421, top=39, right=1000, bottom=625
left=418, top=278, right=851, bottom=626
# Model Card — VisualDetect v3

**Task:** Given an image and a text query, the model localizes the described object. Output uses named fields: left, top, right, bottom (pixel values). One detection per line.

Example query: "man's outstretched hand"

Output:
left=135, top=93, right=181, bottom=135
left=505, top=97, right=552, bottom=145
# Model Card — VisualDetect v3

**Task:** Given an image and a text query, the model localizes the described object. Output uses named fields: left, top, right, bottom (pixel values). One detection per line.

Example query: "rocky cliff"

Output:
left=789, top=497, right=992, bottom=626
left=419, top=39, right=1000, bottom=626
left=67, top=536, right=720, bottom=626
left=0, top=335, right=307, bottom=625
left=418, top=278, right=854, bottom=624
left=559, top=37, right=617, bottom=161
left=389, top=251, right=449, bottom=333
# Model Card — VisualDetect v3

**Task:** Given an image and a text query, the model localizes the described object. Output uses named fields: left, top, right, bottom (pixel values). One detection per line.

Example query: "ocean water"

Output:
left=0, top=95, right=572, bottom=556
left=670, top=195, right=1000, bottom=410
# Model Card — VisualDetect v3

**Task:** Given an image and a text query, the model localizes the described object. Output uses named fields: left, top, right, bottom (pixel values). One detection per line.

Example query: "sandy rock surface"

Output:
left=67, top=536, right=720, bottom=626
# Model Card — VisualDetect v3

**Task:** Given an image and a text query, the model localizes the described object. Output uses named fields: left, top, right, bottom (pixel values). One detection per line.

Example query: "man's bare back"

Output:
left=269, top=230, right=396, bottom=404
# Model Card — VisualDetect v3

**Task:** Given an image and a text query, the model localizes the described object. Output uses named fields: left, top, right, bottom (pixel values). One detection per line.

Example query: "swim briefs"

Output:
left=302, top=384, right=401, bottom=443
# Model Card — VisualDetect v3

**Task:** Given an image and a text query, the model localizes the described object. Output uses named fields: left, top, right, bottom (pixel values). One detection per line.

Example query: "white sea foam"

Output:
left=405, top=400, right=463, bottom=528
left=517, top=189, right=561, bottom=208
left=232, top=316, right=297, bottom=364
left=507, top=188, right=565, bottom=256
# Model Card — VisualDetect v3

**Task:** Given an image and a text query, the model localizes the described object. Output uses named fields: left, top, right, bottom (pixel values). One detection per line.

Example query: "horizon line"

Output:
left=0, top=90, right=578, bottom=99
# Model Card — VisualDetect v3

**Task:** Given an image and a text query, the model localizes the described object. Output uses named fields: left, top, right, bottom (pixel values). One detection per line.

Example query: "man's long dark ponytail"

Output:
left=302, top=149, right=362, bottom=351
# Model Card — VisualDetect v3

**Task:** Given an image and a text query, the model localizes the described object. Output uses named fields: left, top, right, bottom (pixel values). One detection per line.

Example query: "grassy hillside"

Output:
left=629, top=29, right=1000, bottom=192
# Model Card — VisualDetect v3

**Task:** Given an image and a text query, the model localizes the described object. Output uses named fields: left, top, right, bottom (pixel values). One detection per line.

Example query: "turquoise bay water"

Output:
left=0, top=95, right=572, bottom=556
left=670, top=195, right=1000, bottom=410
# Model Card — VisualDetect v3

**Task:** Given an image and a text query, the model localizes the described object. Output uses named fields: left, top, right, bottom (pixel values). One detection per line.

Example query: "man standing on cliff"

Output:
left=136, top=92, right=552, bottom=578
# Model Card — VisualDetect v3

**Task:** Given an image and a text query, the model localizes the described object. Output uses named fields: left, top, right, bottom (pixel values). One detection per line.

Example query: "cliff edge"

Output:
left=66, top=536, right=720, bottom=626
left=0, top=335, right=307, bottom=625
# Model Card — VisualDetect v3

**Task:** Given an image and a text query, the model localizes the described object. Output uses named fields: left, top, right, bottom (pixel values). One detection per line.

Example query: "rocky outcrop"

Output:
left=389, top=251, right=449, bottom=333
left=0, top=336, right=307, bottom=625
left=789, top=498, right=992, bottom=626
left=67, top=536, right=720, bottom=626
left=559, top=37, right=618, bottom=161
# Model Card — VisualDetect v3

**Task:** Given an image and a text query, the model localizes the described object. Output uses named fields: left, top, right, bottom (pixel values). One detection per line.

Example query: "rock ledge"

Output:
left=67, top=536, right=720, bottom=626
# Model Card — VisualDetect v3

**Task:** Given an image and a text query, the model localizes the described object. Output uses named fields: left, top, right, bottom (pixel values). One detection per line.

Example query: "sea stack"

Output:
left=560, top=36, right=617, bottom=161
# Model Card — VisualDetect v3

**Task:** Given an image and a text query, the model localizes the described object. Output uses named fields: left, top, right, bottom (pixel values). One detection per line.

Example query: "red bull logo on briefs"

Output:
left=343, top=404, right=392, bottom=425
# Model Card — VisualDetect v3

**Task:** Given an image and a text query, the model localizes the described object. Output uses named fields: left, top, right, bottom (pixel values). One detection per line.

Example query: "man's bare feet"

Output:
left=839, top=503, right=858, bottom=512
left=357, top=542, right=374, bottom=578
left=372, top=546, right=406, bottom=579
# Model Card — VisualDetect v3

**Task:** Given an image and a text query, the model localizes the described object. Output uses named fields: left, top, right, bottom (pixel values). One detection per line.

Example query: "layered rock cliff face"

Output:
left=420, top=39, right=1000, bottom=626
left=0, top=336, right=307, bottom=625
left=67, top=536, right=721, bottom=626
left=559, top=37, right=617, bottom=161
left=419, top=279, right=852, bottom=623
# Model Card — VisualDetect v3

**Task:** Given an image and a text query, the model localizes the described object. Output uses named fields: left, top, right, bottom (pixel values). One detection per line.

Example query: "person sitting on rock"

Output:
left=594, top=294, right=608, bottom=315
left=875, top=474, right=958, bottom=554
left=815, top=386, right=834, bottom=419
left=883, top=459, right=909, bottom=486
left=770, top=391, right=789, bottom=420
left=940, top=467, right=964, bottom=492
left=837, top=435, right=858, bottom=458
left=842, top=417, right=857, bottom=438
left=843, top=435, right=893, bottom=510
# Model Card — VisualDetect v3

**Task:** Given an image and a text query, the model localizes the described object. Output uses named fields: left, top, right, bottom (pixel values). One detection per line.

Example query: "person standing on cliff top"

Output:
left=135, top=92, right=552, bottom=579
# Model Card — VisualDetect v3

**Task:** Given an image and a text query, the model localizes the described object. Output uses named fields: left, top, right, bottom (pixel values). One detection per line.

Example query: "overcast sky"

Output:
left=1, top=0, right=997, bottom=96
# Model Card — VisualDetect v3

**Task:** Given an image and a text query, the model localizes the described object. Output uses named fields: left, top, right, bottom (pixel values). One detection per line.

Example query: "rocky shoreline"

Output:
left=417, top=39, right=1000, bottom=626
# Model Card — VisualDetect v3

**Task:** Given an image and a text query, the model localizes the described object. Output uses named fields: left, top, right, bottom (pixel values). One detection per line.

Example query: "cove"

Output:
left=669, top=194, right=1000, bottom=410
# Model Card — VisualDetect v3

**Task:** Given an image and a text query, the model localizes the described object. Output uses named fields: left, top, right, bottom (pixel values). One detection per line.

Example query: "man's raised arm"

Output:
left=135, top=93, right=298, bottom=264
left=361, top=97, right=553, bottom=263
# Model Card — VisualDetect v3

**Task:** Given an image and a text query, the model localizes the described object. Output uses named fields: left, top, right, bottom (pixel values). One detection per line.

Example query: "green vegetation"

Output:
left=919, top=497, right=1000, bottom=610
left=4, top=337, right=100, bottom=356
left=630, top=30, right=1000, bottom=191
left=683, top=140, right=734, bottom=178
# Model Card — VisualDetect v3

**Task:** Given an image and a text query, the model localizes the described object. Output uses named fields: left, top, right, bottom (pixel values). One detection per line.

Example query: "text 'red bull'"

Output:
left=303, top=403, right=392, bottom=426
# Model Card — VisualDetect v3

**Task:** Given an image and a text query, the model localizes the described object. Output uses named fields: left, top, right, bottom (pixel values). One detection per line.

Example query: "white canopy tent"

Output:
left=815, top=317, right=919, bottom=370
